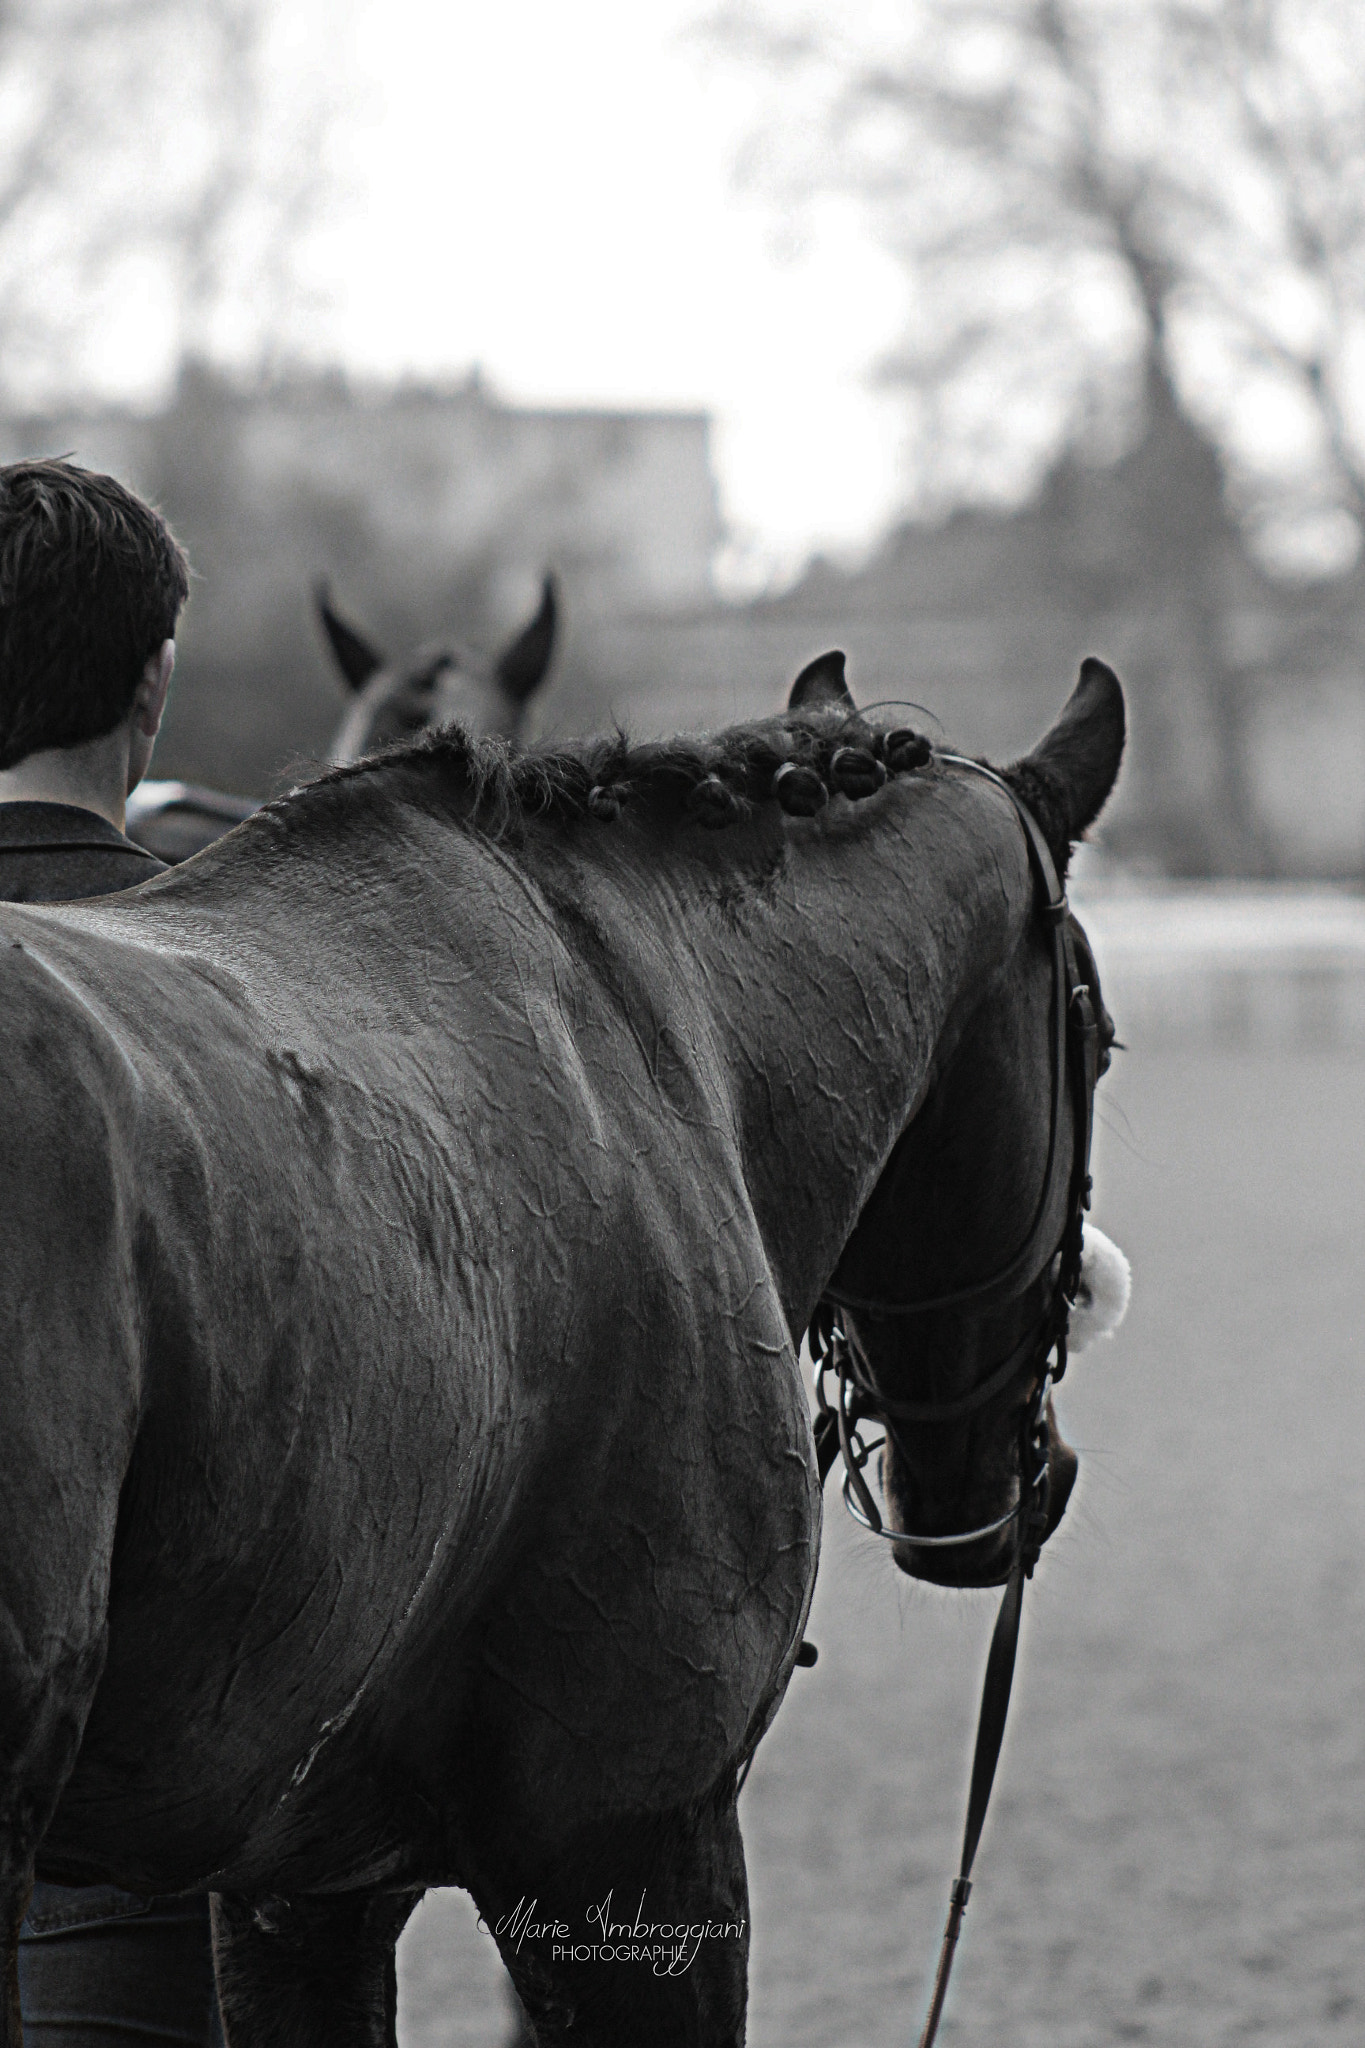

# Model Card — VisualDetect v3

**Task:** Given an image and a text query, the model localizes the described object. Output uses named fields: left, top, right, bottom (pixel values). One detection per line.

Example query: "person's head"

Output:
left=0, top=459, right=190, bottom=785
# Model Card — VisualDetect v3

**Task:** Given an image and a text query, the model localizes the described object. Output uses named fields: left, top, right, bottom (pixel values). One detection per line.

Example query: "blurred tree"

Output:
left=0, top=0, right=342, bottom=404
left=1180, top=0, right=1365, bottom=564
left=713, top=0, right=1365, bottom=870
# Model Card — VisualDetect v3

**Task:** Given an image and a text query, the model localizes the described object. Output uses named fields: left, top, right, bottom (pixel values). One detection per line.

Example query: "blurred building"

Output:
left=0, top=362, right=721, bottom=791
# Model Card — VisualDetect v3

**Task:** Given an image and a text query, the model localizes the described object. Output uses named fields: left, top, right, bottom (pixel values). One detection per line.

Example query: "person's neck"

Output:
left=0, top=724, right=134, bottom=832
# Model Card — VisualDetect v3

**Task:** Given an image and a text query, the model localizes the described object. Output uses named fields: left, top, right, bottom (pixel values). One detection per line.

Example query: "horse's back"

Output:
left=0, top=830, right=817, bottom=1890
left=0, top=858, right=556, bottom=1881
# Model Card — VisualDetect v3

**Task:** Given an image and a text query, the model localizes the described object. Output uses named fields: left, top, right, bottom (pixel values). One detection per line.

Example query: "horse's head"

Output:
left=317, top=574, right=557, bottom=765
left=806, top=654, right=1130, bottom=1588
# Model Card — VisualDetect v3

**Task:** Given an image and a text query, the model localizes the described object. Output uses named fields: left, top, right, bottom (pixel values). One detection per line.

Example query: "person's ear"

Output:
left=134, top=639, right=176, bottom=739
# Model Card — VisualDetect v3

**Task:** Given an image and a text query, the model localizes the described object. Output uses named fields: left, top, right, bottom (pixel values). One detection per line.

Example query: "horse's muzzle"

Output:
left=1043, top=1424, right=1079, bottom=1541
left=891, top=1402, right=1078, bottom=1590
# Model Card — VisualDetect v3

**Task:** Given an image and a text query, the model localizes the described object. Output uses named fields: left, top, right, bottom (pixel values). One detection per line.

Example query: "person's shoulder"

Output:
left=0, top=801, right=168, bottom=902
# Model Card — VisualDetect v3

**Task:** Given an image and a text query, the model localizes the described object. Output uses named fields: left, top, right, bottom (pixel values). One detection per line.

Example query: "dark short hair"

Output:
left=0, top=458, right=190, bottom=769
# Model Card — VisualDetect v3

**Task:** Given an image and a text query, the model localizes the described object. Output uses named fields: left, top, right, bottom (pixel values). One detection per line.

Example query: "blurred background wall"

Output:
left=0, top=365, right=722, bottom=787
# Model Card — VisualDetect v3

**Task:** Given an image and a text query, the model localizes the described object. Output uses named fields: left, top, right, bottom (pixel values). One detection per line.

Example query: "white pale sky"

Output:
left=306, top=0, right=910, bottom=583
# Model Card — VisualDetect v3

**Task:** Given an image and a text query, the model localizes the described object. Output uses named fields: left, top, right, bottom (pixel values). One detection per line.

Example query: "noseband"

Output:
left=803, top=755, right=1102, bottom=2048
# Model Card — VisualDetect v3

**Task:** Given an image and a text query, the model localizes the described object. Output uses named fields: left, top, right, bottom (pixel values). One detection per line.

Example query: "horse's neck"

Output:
left=636, top=789, right=1027, bottom=1333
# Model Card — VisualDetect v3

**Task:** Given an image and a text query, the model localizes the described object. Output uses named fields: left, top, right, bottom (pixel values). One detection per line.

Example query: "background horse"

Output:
left=125, top=574, right=558, bottom=860
left=0, top=654, right=1124, bottom=2046
left=318, top=572, right=557, bottom=765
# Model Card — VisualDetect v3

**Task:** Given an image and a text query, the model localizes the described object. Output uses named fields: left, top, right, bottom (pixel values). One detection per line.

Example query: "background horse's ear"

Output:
left=494, top=573, right=558, bottom=704
left=315, top=581, right=385, bottom=693
left=1008, top=657, right=1126, bottom=870
left=788, top=649, right=854, bottom=711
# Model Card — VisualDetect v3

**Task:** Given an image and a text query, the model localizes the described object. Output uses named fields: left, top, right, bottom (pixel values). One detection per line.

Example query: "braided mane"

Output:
left=282, top=704, right=935, bottom=842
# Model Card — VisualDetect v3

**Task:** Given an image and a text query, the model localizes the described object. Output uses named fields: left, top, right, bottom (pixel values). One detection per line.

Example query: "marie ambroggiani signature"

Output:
left=493, top=1890, right=747, bottom=1977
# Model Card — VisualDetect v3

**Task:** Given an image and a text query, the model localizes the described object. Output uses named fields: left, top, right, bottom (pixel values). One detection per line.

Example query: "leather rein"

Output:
left=806, top=754, right=1101, bottom=2048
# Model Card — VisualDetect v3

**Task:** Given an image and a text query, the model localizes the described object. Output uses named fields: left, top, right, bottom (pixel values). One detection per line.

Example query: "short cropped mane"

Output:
left=282, top=706, right=936, bottom=841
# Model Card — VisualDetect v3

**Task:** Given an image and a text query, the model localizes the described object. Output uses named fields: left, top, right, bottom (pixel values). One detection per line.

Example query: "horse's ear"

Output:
left=494, top=573, right=557, bottom=704
left=1009, top=657, right=1126, bottom=869
left=315, top=581, right=384, bottom=693
left=788, top=649, right=853, bottom=711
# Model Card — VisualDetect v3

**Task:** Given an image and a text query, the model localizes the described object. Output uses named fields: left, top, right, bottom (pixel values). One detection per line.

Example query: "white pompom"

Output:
left=1068, top=1223, right=1131, bottom=1354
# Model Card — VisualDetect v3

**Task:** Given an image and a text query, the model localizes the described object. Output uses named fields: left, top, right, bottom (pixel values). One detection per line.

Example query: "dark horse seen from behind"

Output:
left=0, top=653, right=1125, bottom=2045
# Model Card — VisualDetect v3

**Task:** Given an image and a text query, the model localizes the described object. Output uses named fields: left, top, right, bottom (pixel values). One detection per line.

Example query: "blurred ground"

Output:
left=396, top=1043, right=1365, bottom=2047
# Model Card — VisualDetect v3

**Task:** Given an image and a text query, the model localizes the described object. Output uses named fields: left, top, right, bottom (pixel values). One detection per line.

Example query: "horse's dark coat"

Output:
left=0, top=660, right=1123, bottom=2046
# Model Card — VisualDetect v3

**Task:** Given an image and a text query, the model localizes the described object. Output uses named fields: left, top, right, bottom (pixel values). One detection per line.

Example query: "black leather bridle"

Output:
left=805, top=753, right=1103, bottom=2048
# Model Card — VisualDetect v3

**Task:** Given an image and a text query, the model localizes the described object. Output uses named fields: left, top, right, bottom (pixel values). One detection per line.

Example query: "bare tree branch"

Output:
left=0, top=0, right=340, bottom=404
left=713, top=0, right=1365, bottom=550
